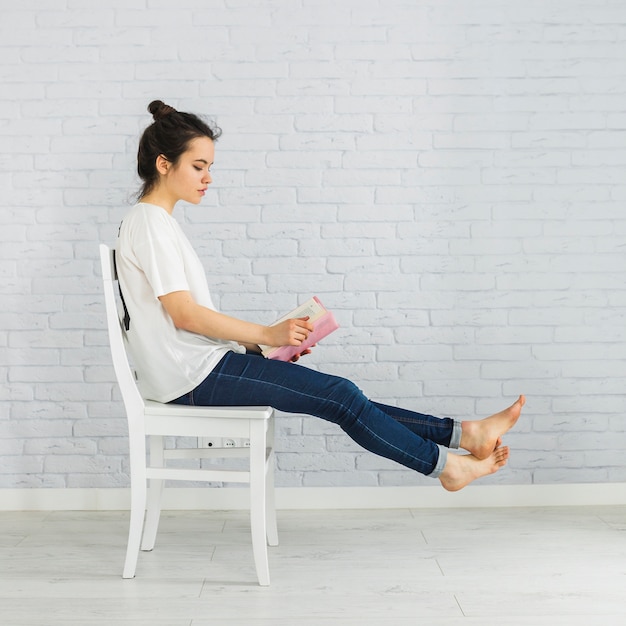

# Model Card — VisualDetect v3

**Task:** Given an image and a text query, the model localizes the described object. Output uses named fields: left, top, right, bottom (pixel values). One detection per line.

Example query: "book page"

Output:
left=270, top=297, right=326, bottom=326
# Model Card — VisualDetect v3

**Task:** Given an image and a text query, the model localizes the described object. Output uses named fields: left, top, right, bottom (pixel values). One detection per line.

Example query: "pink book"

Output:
left=260, top=296, right=339, bottom=361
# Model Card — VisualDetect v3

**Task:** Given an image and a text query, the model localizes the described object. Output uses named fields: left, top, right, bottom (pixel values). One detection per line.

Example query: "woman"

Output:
left=116, top=100, right=524, bottom=492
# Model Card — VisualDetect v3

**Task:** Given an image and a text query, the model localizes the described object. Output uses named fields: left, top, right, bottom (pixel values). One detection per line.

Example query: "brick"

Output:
left=303, top=471, right=379, bottom=487
left=0, top=456, right=45, bottom=474
left=277, top=452, right=355, bottom=472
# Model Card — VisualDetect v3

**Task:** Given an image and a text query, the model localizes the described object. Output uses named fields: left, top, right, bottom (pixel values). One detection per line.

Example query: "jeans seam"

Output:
left=212, top=370, right=352, bottom=416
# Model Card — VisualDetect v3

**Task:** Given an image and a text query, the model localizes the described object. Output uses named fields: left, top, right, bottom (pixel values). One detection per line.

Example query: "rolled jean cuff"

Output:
left=449, top=419, right=462, bottom=449
left=428, top=445, right=447, bottom=479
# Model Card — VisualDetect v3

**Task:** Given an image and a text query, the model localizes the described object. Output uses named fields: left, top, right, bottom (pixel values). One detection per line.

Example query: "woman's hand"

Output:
left=264, top=317, right=314, bottom=348
left=289, top=344, right=316, bottom=362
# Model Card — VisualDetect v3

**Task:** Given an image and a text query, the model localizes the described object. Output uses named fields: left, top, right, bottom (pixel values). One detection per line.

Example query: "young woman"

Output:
left=116, top=100, right=524, bottom=492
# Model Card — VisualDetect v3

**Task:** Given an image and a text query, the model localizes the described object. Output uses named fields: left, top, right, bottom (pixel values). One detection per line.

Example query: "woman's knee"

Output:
left=327, top=375, right=361, bottom=400
left=323, top=376, right=368, bottom=422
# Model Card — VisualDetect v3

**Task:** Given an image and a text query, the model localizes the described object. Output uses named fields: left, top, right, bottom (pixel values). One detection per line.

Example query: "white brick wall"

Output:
left=1, top=0, right=625, bottom=490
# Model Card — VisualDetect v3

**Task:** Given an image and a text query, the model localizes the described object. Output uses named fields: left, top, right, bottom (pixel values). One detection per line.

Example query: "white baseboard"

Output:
left=1, top=484, right=625, bottom=511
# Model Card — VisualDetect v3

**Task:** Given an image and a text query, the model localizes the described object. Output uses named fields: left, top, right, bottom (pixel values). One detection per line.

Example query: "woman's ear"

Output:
left=155, top=154, right=170, bottom=175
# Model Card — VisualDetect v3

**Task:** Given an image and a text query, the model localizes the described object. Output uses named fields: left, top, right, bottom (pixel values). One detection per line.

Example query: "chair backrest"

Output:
left=99, top=244, right=146, bottom=424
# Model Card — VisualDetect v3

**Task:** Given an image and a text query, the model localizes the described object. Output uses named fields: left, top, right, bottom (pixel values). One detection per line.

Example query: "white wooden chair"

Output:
left=99, top=244, right=278, bottom=586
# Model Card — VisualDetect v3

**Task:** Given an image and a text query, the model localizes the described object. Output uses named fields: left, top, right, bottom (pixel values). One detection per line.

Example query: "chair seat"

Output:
left=143, top=402, right=273, bottom=439
left=144, top=400, right=273, bottom=419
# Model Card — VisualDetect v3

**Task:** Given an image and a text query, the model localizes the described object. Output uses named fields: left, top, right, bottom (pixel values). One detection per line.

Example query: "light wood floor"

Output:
left=1, top=505, right=625, bottom=625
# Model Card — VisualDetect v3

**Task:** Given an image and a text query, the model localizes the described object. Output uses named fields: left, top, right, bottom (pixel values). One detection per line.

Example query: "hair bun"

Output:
left=148, top=100, right=177, bottom=121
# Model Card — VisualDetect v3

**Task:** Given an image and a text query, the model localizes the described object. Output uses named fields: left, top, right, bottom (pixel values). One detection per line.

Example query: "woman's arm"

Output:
left=158, top=290, right=313, bottom=348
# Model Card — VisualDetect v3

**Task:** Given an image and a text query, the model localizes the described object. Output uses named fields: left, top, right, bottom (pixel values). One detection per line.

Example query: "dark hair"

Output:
left=136, top=100, right=222, bottom=198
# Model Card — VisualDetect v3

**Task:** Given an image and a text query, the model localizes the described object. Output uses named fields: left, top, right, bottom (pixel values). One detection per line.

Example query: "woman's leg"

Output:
left=172, top=352, right=453, bottom=477
left=371, top=401, right=462, bottom=450
left=172, top=353, right=524, bottom=488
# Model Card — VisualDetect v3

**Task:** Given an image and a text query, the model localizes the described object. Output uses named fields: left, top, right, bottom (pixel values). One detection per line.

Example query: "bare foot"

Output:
left=460, top=395, right=525, bottom=460
left=439, top=446, right=510, bottom=492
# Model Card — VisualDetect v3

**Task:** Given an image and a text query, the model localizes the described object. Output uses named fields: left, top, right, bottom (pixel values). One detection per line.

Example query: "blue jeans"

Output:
left=171, top=351, right=461, bottom=478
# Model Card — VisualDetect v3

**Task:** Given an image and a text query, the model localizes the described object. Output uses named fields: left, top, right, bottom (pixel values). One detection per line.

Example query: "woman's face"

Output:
left=164, top=136, right=215, bottom=205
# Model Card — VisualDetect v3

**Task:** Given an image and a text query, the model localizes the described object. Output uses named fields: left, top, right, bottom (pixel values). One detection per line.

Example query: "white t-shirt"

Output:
left=116, top=202, right=244, bottom=402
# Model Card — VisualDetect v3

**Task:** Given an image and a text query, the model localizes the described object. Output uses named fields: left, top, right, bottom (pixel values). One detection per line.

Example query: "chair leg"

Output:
left=265, top=419, right=279, bottom=547
left=249, top=420, right=270, bottom=586
left=123, top=446, right=147, bottom=579
left=141, top=435, right=164, bottom=551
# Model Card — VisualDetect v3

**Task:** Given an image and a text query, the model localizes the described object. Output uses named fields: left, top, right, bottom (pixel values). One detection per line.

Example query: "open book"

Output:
left=260, top=296, right=339, bottom=361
